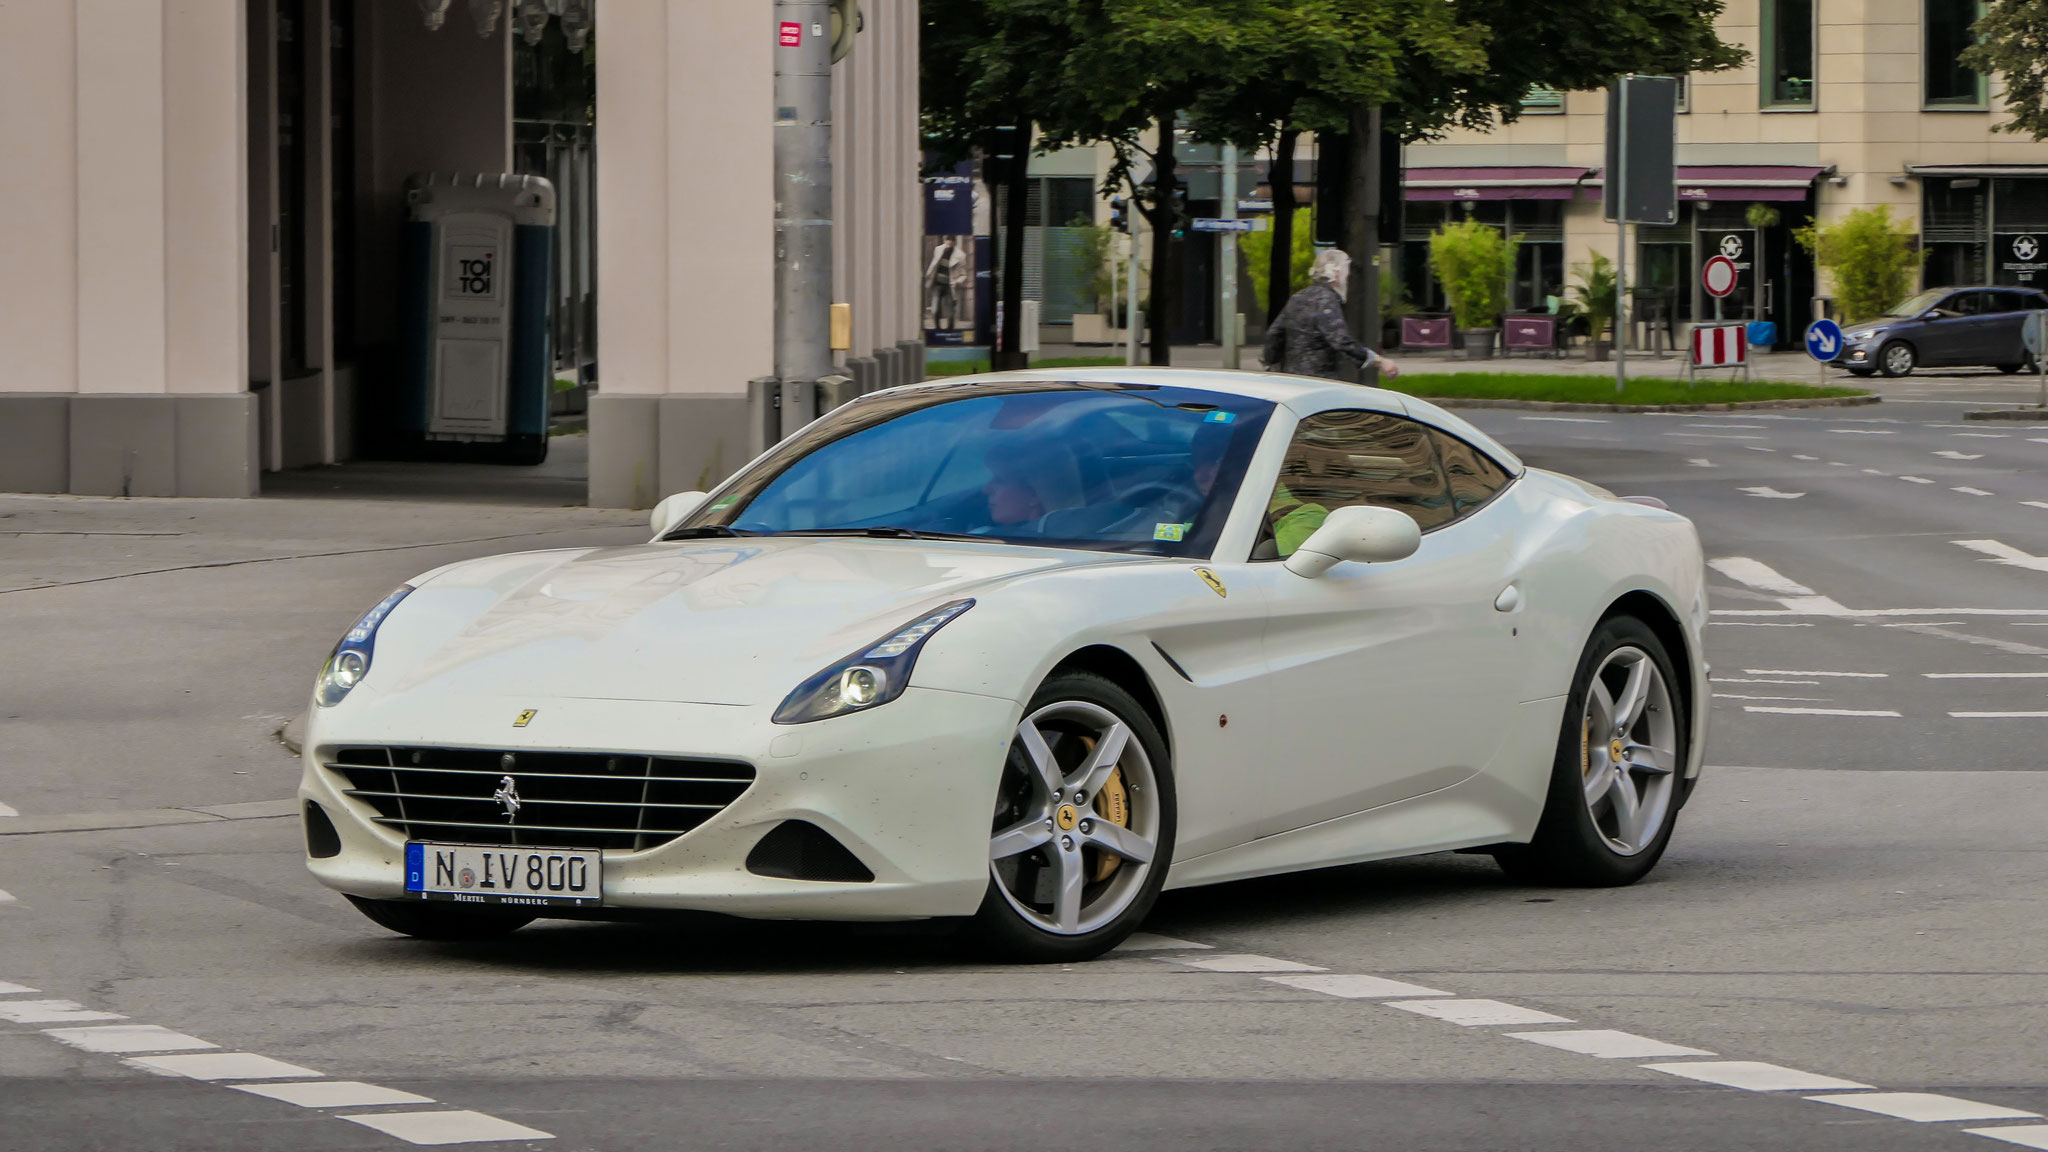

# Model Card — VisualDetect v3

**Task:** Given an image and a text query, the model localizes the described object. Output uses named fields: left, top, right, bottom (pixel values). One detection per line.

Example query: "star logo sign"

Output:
left=1720, top=235, right=1744, bottom=259
left=2014, top=235, right=2040, bottom=261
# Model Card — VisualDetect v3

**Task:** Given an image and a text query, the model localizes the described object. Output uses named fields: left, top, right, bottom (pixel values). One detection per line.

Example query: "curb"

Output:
left=1413, top=394, right=1880, bottom=414
left=1964, top=407, right=2048, bottom=421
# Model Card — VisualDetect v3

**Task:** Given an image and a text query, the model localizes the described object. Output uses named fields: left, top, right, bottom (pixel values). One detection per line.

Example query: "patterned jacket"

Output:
left=1260, top=283, right=1380, bottom=381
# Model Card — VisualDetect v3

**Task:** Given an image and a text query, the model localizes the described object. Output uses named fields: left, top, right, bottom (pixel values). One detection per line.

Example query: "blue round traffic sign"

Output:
left=1805, top=319, right=1844, bottom=362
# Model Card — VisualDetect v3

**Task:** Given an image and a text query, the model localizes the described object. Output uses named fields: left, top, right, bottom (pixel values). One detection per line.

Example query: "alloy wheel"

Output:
left=1882, top=342, right=1915, bottom=376
left=989, top=699, right=1160, bottom=935
left=1578, top=645, right=1679, bottom=856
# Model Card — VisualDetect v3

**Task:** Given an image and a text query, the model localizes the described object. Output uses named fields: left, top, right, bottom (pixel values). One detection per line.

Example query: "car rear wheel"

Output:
left=1878, top=340, right=1917, bottom=377
left=968, top=671, right=1175, bottom=962
left=346, top=895, right=535, bottom=941
left=1494, top=616, right=1687, bottom=887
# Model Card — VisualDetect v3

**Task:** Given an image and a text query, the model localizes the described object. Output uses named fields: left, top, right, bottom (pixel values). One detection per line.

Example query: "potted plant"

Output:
left=1570, top=252, right=1618, bottom=362
left=1068, top=215, right=1120, bottom=344
left=1427, top=220, right=1517, bottom=358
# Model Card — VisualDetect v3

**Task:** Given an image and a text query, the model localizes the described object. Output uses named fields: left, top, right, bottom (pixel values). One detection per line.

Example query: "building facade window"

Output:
left=1762, top=0, right=1815, bottom=108
left=1925, top=0, right=1986, bottom=108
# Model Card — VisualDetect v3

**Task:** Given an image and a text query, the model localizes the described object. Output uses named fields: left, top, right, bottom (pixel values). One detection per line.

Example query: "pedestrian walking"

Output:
left=1260, top=249, right=1400, bottom=382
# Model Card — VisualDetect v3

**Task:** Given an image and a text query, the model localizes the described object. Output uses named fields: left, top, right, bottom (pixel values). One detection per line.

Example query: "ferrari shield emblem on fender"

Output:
left=513, top=709, right=537, bottom=728
left=1193, top=567, right=1227, bottom=598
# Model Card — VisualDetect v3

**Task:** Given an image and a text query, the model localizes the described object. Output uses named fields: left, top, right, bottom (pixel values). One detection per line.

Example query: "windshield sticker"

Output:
left=1204, top=411, right=1236, bottom=423
left=1153, top=523, right=1186, bottom=542
left=1193, top=567, right=1227, bottom=597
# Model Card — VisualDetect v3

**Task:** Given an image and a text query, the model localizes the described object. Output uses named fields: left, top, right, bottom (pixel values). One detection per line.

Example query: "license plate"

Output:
left=404, top=843, right=601, bottom=907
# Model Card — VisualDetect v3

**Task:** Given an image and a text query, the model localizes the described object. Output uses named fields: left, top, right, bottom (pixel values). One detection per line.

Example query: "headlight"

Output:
left=773, top=599, right=975, bottom=724
left=315, top=585, right=413, bottom=707
left=1847, top=328, right=1883, bottom=341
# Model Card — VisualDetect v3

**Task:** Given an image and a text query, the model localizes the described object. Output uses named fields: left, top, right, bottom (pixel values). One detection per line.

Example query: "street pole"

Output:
left=773, top=0, right=832, bottom=437
left=1126, top=205, right=1143, bottom=366
left=1220, top=142, right=1239, bottom=369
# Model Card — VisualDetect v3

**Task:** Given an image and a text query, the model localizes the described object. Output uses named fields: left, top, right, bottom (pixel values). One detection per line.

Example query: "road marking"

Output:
left=1956, top=539, right=2048, bottom=573
left=1953, top=432, right=2012, bottom=437
left=1935, top=451, right=1986, bottom=460
left=1743, top=669, right=1887, bottom=678
left=1710, top=621, right=1815, bottom=627
left=1264, top=974, right=1450, bottom=999
left=1863, top=468, right=1890, bottom=475
left=0, top=889, right=13, bottom=904
left=42, top=1025, right=217, bottom=1054
left=1955, top=486, right=1996, bottom=496
left=1712, top=677, right=1823, bottom=684
left=1166, top=954, right=1326, bottom=973
left=1686, top=458, right=1717, bottom=467
left=1717, top=607, right=2048, bottom=617
left=1387, top=999, right=1573, bottom=1026
left=1666, top=433, right=1766, bottom=440
left=1831, top=428, right=1897, bottom=434
left=1744, top=445, right=1778, bottom=452
left=1950, top=711, right=2048, bottom=718
left=1505, top=1030, right=1714, bottom=1059
left=1744, top=707, right=1901, bottom=717
left=0, top=801, right=15, bottom=818
left=1738, top=487, right=1805, bottom=499
left=1684, top=423, right=1765, bottom=429
left=1519, top=416, right=1610, bottom=423
left=1792, top=454, right=1819, bottom=461
left=1900, top=475, right=1936, bottom=484
left=1114, top=933, right=1212, bottom=952
left=339, top=1110, right=555, bottom=1146
left=2033, top=437, right=2048, bottom=445
left=1806, top=1092, right=2039, bottom=1123
left=230, top=1081, right=437, bottom=1109
left=1712, top=694, right=1827, bottom=702
left=1969, top=1124, right=2048, bottom=1149
left=1828, top=461, right=1850, bottom=466
left=1641, top=1061, right=1872, bottom=1092
left=125, top=1052, right=323, bottom=1081
left=1709, top=558, right=1817, bottom=597
left=2024, top=502, right=2048, bottom=511
left=0, top=981, right=39, bottom=995
left=1925, top=672, right=2048, bottom=679
left=0, top=1000, right=125, bottom=1024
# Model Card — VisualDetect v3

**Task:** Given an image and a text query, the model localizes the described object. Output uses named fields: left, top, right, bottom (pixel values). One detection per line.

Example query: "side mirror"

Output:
left=649, top=491, right=710, bottom=538
left=1284, top=505, right=1421, bottom=578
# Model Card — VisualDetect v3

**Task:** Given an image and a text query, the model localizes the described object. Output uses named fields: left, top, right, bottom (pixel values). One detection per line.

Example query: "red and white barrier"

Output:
left=1691, top=324, right=1747, bottom=367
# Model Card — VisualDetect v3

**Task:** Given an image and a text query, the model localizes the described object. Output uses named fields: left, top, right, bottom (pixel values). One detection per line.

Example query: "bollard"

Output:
left=747, top=375, right=781, bottom=458
left=816, top=374, right=858, bottom=414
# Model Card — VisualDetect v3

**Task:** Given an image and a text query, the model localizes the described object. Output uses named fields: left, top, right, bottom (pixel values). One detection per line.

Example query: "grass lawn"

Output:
left=1387, top=373, right=1868, bottom=406
left=925, top=355, right=1127, bottom=377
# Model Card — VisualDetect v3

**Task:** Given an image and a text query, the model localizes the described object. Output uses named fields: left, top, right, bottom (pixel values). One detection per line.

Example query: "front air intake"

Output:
left=745, top=820, right=875, bottom=883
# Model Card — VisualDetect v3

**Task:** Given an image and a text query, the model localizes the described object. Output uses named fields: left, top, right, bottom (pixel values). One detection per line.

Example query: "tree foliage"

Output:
left=1242, top=207, right=1316, bottom=312
left=1794, top=207, right=1926, bottom=324
left=1961, top=1, right=2048, bottom=138
left=1428, top=220, right=1519, bottom=330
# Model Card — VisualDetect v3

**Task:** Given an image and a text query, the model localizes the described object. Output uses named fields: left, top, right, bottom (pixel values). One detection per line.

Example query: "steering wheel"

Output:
left=1094, top=480, right=1205, bottom=535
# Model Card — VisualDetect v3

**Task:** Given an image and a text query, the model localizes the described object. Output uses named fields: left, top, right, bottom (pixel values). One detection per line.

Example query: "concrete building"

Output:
left=0, top=0, right=922, bottom=506
left=1400, top=0, right=2048, bottom=347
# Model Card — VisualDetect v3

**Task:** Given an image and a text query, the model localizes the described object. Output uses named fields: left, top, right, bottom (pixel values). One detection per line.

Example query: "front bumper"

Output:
left=299, top=687, right=1020, bottom=920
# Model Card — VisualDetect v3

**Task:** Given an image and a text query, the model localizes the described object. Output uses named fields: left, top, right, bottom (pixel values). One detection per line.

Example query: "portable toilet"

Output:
left=400, top=173, right=556, bottom=463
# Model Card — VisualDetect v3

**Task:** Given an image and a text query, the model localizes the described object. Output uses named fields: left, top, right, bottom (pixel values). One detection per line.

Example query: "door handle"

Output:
left=1494, top=585, right=1522, bottom=613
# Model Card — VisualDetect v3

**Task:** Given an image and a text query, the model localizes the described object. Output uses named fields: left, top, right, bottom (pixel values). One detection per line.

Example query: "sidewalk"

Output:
left=1035, top=340, right=1839, bottom=382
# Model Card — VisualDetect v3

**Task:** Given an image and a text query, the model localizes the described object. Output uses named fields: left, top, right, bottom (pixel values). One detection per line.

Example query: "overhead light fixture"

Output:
left=516, top=0, right=553, bottom=44
left=559, top=0, right=592, bottom=51
left=469, top=0, right=503, bottom=37
left=1888, top=174, right=1909, bottom=186
left=416, top=0, right=452, bottom=30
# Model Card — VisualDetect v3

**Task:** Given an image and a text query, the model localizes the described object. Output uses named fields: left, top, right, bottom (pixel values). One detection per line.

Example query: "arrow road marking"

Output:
left=1953, top=487, right=1995, bottom=496
left=1956, top=539, right=2048, bottom=573
left=1934, top=451, right=1985, bottom=460
left=1687, top=458, right=1717, bottom=468
left=2023, top=501, right=2048, bottom=511
left=1793, top=454, right=1819, bottom=461
left=1900, top=476, right=1935, bottom=484
left=1739, top=487, right=1805, bottom=499
left=0, top=802, right=15, bottom=818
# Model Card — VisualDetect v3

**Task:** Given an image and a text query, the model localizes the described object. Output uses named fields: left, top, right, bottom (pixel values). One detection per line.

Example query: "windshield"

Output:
left=1886, top=289, right=1949, bottom=317
left=682, top=381, right=1274, bottom=557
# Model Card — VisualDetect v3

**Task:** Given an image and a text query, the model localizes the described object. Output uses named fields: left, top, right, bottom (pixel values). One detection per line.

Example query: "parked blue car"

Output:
left=1838, top=286, right=2048, bottom=377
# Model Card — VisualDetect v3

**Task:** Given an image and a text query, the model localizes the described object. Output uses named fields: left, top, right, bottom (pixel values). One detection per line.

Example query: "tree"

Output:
left=1961, top=1, right=2048, bottom=139
left=1242, top=207, right=1315, bottom=313
left=1795, top=207, right=1926, bottom=323
left=1427, top=220, right=1519, bottom=331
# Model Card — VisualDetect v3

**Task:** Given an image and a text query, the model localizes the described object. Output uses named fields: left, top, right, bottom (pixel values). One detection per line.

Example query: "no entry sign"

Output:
left=1702, top=254, right=1739, bottom=298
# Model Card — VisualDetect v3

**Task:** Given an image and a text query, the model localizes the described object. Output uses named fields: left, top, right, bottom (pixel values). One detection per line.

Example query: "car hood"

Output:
left=369, top=537, right=1134, bottom=706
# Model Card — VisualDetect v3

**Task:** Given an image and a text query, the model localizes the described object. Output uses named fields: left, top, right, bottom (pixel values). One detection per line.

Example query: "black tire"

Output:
left=346, top=895, right=535, bottom=941
left=1877, top=339, right=1916, bottom=378
left=965, top=671, right=1176, bottom=963
left=1494, top=616, right=1688, bottom=887
left=1999, top=362, right=2025, bottom=375
left=1847, top=367, right=1877, bottom=378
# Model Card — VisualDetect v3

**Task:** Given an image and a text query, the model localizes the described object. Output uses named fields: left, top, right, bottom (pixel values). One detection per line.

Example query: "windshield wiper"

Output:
left=661, top=525, right=760, bottom=540
left=775, top=526, right=987, bottom=542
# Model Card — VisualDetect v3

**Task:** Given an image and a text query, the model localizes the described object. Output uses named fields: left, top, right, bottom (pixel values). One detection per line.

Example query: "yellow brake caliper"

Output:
left=1072, top=732, right=1132, bottom=883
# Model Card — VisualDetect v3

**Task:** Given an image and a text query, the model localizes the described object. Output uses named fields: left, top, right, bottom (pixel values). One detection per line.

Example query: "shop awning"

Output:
left=1907, top=164, right=2048, bottom=179
left=1403, top=166, right=1592, bottom=201
left=1582, top=164, right=1830, bottom=202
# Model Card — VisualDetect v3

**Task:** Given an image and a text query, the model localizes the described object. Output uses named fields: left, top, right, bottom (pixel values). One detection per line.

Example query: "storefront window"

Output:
left=1923, top=177, right=1988, bottom=285
left=1926, top=0, right=1986, bottom=108
left=1763, top=0, right=1815, bottom=108
left=1992, top=179, right=2048, bottom=288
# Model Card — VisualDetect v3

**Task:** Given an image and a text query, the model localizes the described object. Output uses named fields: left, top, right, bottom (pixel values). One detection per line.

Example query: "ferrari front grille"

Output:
left=328, top=746, right=755, bottom=852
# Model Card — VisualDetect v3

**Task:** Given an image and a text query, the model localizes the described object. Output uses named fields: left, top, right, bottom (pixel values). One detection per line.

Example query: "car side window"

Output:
left=1994, top=291, right=2033, bottom=314
left=1430, top=429, right=1515, bottom=515
left=1255, top=410, right=1454, bottom=560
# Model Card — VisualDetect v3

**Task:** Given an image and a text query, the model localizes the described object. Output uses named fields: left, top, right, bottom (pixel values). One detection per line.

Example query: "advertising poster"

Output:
left=922, top=160, right=985, bottom=346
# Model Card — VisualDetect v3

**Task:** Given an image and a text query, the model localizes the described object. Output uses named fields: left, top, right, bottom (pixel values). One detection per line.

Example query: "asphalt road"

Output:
left=2, top=376, right=2045, bottom=1152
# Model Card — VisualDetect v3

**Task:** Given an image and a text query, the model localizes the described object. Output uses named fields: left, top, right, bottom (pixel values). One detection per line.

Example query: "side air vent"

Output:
left=745, top=821, right=875, bottom=883
left=303, top=801, right=342, bottom=859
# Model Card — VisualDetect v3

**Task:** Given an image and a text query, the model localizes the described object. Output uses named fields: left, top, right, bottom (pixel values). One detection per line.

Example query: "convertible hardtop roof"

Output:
left=894, top=366, right=1525, bottom=474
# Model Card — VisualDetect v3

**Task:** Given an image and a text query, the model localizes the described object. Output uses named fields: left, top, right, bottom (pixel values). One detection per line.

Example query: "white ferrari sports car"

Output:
left=300, top=368, right=1708, bottom=962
